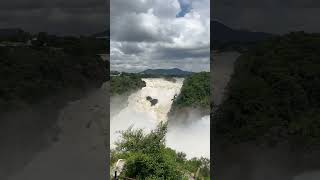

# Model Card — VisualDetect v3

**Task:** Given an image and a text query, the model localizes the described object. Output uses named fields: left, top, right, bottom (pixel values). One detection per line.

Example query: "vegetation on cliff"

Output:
left=111, top=123, right=210, bottom=179
left=110, top=73, right=146, bottom=96
left=171, top=72, right=210, bottom=112
left=214, top=32, right=320, bottom=148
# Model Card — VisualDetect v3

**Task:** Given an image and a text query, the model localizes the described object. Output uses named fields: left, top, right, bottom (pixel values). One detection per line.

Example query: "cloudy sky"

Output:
left=0, top=0, right=108, bottom=35
left=110, top=0, right=210, bottom=73
left=213, top=0, right=320, bottom=34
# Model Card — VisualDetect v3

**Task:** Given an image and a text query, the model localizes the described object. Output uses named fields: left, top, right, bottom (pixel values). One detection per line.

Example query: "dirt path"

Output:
left=7, top=83, right=109, bottom=180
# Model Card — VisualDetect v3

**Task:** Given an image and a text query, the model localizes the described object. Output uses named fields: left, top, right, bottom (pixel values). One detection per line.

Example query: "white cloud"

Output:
left=110, top=0, right=210, bottom=72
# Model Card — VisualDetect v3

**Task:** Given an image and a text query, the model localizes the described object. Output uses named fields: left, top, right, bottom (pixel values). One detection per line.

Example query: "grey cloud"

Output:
left=214, top=7, right=320, bottom=34
left=0, top=0, right=107, bottom=10
left=0, top=0, right=108, bottom=35
left=110, top=0, right=210, bottom=72
left=120, top=43, right=144, bottom=55
left=110, top=0, right=152, bottom=17
left=155, top=45, right=210, bottom=60
left=111, top=13, right=176, bottom=43
left=213, top=0, right=320, bottom=8
left=213, top=0, right=320, bottom=34
left=111, top=20, right=160, bottom=42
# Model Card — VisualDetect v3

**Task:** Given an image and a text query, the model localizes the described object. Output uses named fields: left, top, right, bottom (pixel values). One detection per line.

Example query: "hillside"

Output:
left=212, top=20, right=272, bottom=42
left=211, top=20, right=272, bottom=51
left=141, top=68, right=193, bottom=77
left=170, top=72, right=210, bottom=114
left=214, top=32, right=320, bottom=149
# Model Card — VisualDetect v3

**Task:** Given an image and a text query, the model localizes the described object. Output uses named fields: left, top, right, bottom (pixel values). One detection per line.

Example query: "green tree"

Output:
left=172, top=72, right=210, bottom=110
left=111, top=123, right=210, bottom=179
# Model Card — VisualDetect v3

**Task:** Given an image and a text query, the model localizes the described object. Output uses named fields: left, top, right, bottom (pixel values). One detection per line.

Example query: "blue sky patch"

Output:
left=176, top=0, right=193, bottom=18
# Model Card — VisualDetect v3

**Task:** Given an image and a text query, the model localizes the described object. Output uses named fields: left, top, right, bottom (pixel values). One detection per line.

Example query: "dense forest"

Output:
left=0, top=32, right=108, bottom=113
left=214, top=32, right=320, bottom=149
left=171, top=72, right=210, bottom=112
left=111, top=123, right=210, bottom=179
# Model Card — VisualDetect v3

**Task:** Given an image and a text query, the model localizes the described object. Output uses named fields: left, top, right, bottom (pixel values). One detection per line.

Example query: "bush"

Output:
left=111, top=123, right=210, bottom=179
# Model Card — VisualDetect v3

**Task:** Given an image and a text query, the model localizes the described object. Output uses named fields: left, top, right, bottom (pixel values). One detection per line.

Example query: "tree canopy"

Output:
left=110, top=73, right=146, bottom=96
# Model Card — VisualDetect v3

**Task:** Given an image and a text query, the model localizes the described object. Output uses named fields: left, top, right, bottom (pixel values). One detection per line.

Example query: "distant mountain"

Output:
left=92, top=30, right=109, bottom=39
left=0, top=28, right=23, bottom=37
left=0, top=28, right=30, bottom=41
left=211, top=20, right=272, bottom=42
left=141, top=68, right=193, bottom=76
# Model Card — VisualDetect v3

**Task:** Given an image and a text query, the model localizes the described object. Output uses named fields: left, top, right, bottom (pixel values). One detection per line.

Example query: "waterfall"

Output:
left=110, top=78, right=210, bottom=158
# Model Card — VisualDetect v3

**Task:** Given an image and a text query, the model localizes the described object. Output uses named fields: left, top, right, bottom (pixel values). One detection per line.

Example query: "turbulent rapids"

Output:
left=110, top=78, right=210, bottom=158
left=125, top=78, right=184, bottom=122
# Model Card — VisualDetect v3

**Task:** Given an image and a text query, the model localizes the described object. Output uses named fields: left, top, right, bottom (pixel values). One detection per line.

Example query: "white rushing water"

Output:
left=110, top=78, right=210, bottom=158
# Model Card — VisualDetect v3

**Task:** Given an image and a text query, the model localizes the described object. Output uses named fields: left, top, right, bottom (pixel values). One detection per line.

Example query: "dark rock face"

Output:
left=150, top=99, right=158, bottom=106
left=146, top=96, right=152, bottom=101
left=146, top=96, right=158, bottom=106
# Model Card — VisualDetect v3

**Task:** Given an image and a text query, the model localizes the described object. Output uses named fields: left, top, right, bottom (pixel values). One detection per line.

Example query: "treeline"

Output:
left=0, top=29, right=108, bottom=56
left=214, top=32, right=320, bottom=148
left=213, top=40, right=262, bottom=53
left=171, top=72, right=210, bottom=111
left=33, top=32, right=108, bottom=56
left=110, top=73, right=146, bottom=96
left=111, top=123, right=210, bottom=179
